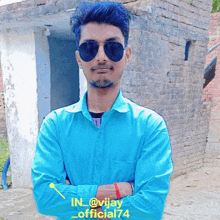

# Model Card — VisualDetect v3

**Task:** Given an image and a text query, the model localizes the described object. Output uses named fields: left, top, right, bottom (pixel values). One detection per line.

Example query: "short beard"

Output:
left=90, top=80, right=114, bottom=89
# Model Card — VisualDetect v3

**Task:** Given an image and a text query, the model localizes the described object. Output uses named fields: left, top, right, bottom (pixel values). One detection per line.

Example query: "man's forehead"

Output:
left=79, top=22, right=124, bottom=44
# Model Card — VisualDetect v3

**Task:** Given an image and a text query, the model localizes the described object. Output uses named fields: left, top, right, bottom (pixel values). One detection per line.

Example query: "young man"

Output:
left=31, top=1, right=173, bottom=220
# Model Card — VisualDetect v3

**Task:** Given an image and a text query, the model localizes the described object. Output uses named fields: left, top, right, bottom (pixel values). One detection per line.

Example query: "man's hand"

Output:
left=65, top=179, right=133, bottom=200
left=65, top=179, right=132, bottom=220
left=96, top=182, right=133, bottom=201
left=117, top=182, right=133, bottom=198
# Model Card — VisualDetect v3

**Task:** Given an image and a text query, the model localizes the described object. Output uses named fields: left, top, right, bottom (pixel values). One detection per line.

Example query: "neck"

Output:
left=87, top=85, right=120, bottom=113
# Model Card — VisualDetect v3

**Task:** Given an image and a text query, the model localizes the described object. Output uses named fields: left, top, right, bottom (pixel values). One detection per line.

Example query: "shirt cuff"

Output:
left=76, top=184, right=98, bottom=213
left=128, top=181, right=134, bottom=192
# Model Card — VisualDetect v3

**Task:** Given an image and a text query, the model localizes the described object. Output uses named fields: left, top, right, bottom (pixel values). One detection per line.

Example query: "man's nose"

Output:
left=95, top=45, right=108, bottom=62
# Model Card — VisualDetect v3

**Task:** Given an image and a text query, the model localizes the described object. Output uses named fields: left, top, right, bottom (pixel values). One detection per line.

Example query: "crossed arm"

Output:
left=65, top=180, right=133, bottom=219
left=94, top=182, right=133, bottom=220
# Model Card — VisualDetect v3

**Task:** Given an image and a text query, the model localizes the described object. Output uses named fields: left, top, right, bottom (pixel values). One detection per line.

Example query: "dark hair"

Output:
left=70, top=1, right=131, bottom=49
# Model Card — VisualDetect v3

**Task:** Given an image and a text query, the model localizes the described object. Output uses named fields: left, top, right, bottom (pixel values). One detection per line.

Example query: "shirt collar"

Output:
left=111, top=90, right=130, bottom=113
left=65, top=89, right=129, bottom=114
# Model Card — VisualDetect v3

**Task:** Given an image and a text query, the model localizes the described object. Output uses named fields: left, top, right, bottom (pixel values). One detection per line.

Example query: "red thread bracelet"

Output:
left=114, top=183, right=121, bottom=199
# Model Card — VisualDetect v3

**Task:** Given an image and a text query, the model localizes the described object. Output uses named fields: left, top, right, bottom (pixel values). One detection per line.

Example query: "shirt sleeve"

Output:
left=31, top=111, right=98, bottom=218
left=102, top=115, right=173, bottom=220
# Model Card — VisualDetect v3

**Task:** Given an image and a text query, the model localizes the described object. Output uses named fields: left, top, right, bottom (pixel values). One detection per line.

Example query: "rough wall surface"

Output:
left=0, top=60, right=7, bottom=138
left=121, top=0, right=212, bottom=178
left=0, top=29, right=39, bottom=188
left=203, top=12, right=220, bottom=164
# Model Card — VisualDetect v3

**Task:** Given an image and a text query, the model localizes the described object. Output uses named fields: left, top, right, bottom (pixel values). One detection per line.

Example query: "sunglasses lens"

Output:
left=79, top=41, right=124, bottom=62
left=79, top=41, right=98, bottom=62
left=104, top=42, right=124, bottom=62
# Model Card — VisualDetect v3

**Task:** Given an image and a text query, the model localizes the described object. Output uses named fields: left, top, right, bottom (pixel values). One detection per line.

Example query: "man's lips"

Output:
left=96, top=69, right=109, bottom=73
left=91, top=65, right=113, bottom=72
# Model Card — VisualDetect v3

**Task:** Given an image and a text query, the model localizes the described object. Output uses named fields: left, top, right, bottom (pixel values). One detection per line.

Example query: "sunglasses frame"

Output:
left=78, top=40, right=125, bottom=62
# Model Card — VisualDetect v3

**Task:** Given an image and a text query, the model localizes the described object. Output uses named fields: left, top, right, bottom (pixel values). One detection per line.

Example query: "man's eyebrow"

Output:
left=106, top=37, right=121, bottom=41
left=81, top=39, right=96, bottom=43
left=81, top=37, right=121, bottom=44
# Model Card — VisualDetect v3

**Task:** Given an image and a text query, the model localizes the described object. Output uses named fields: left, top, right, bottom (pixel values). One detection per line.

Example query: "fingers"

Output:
left=65, top=179, right=71, bottom=185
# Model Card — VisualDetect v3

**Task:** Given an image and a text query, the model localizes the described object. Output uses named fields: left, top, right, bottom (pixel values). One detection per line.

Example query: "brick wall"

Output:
left=121, top=0, right=212, bottom=177
left=203, top=12, right=220, bottom=163
left=0, top=59, right=7, bottom=138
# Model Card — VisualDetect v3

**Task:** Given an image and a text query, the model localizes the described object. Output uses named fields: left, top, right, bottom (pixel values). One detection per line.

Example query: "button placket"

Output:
left=95, top=129, right=103, bottom=166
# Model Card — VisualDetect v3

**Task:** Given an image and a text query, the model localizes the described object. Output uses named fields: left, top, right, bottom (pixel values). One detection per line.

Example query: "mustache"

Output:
left=91, top=65, right=114, bottom=71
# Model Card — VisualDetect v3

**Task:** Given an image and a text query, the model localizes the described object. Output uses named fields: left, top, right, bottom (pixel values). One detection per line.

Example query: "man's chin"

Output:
left=90, top=80, right=114, bottom=89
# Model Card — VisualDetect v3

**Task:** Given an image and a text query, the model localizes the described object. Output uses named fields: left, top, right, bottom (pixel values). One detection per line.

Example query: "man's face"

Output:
left=75, top=22, right=131, bottom=89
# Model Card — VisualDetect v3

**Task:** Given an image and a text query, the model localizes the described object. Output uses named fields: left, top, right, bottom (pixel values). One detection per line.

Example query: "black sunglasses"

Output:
left=79, top=40, right=125, bottom=62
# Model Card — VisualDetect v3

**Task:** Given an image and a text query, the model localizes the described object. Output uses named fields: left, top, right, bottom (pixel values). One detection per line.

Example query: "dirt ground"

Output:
left=0, top=161, right=220, bottom=220
left=163, top=160, right=220, bottom=220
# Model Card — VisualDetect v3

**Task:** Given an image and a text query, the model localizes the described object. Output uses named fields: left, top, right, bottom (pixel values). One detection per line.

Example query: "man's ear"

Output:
left=75, top=51, right=82, bottom=69
left=125, top=46, right=132, bottom=65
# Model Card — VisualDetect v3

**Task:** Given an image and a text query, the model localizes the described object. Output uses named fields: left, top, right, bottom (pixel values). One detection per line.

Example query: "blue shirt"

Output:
left=31, top=90, right=173, bottom=220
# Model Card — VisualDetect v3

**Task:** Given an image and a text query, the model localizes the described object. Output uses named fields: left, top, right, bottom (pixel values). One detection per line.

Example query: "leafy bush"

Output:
left=0, top=135, right=9, bottom=176
left=212, top=0, right=220, bottom=13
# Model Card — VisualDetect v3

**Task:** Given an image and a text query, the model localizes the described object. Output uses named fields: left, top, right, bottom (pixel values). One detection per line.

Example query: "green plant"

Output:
left=190, top=0, right=195, bottom=5
left=212, top=0, right=220, bottom=13
left=0, top=135, right=10, bottom=186
left=190, top=0, right=220, bottom=12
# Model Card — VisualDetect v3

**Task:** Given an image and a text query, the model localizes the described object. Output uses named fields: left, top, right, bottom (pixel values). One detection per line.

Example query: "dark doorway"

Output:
left=48, top=37, right=79, bottom=111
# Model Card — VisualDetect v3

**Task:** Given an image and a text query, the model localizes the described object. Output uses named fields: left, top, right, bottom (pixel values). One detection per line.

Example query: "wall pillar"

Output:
left=0, top=26, right=51, bottom=187
left=0, top=58, right=7, bottom=138
left=35, top=27, right=51, bottom=127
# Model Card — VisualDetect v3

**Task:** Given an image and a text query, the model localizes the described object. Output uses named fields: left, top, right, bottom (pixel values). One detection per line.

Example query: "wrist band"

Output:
left=113, top=183, right=121, bottom=199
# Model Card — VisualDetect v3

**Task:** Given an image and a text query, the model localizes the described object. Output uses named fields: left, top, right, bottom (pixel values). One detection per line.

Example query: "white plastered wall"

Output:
left=79, top=68, right=87, bottom=98
left=0, top=27, right=50, bottom=187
